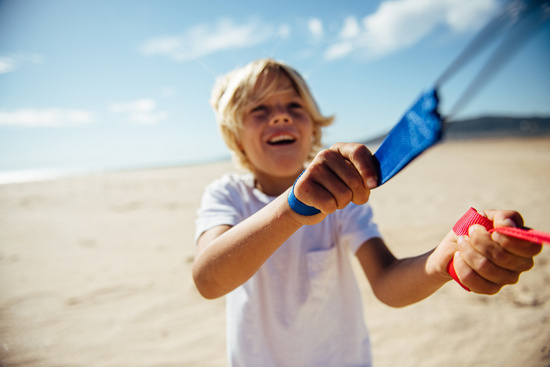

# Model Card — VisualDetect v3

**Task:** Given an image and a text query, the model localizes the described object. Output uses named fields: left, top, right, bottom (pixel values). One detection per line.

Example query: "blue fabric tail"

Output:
left=373, top=88, right=442, bottom=186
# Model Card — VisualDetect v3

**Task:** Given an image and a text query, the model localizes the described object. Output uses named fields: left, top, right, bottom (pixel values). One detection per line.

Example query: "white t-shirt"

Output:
left=195, top=173, right=382, bottom=367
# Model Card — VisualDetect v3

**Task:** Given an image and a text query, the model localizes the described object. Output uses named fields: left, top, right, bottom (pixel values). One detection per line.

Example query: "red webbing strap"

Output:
left=448, top=207, right=550, bottom=291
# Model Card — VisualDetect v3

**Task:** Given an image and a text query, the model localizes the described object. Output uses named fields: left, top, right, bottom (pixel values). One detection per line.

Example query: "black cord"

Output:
left=434, top=0, right=550, bottom=123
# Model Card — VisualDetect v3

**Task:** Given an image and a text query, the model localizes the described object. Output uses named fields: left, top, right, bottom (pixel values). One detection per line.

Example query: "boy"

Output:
left=192, top=58, right=541, bottom=366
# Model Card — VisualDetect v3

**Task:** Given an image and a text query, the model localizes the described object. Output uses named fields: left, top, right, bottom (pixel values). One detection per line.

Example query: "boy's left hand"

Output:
left=434, top=210, right=543, bottom=294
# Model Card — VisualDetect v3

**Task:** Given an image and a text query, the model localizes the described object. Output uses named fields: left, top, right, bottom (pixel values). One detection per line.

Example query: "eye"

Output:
left=250, top=105, right=268, bottom=115
left=288, top=102, right=304, bottom=110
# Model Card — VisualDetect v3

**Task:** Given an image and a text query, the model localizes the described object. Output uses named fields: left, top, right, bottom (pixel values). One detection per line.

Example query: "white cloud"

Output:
left=308, top=18, right=324, bottom=39
left=0, top=53, right=43, bottom=74
left=110, top=98, right=168, bottom=125
left=360, top=0, right=444, bottom=56
left=110, top=99, right=156, bottom=114
left=444, top=1, right=499, bottom=32
left=139, top=18, right=276, bottom=62
left=0, top=108, right=94, bottom=127
left=325, top=42, right=355, bottom=60
left=0, top=56, right=17, bottom=74
left=340, top=16, right=361, bottom=39
left=161, top=87, right=176, bottom=98
left=325, top=0, right=498, bottom=60
left=126, top=111, right=168, bottom=125
left=278, top=23, right=291, bottom=39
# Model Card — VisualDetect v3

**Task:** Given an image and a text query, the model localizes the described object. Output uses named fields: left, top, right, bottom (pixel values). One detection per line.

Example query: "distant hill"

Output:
left=442, top=116, right=550, bottom=140
left=362, top=116, right=550, bottom=146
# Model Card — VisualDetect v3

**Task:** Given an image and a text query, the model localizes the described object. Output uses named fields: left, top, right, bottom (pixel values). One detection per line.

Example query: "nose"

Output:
left=269, top=105, right=292, bottom=125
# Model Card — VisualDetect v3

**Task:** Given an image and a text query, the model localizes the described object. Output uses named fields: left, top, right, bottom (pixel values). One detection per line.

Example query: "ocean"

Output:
left=2, top=116, right=548, bottom=185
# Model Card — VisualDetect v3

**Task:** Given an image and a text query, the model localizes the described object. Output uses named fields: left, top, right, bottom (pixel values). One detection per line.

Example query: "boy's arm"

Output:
left=193, top=191, right=303, bottom=299
left=355, top=237, right=450, bottom=308
left=356, top=210, right=542, bottom=307
left=193, top=143, right=379, bottom=299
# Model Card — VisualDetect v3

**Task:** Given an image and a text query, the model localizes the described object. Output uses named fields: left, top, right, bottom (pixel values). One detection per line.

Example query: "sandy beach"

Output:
left=1, top=136, right=549, bottom=367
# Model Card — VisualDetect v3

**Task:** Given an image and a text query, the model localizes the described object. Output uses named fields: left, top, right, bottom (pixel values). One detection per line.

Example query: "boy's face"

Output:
left=240, top=73, right=313, bottom=181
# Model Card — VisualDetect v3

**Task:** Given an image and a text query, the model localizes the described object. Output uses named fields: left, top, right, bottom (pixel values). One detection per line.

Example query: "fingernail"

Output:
left=468, top=225, right=481, bottom=236
left=366, top=177, right=378, bottom=189
left=457, top=235, right=464, bottom=245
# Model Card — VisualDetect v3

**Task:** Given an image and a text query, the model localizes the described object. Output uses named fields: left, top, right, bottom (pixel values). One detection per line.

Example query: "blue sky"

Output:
left=1, top=0, right=549, bottom=175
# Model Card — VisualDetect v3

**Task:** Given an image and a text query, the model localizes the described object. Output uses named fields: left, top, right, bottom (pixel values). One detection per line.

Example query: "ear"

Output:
left=235, top=141, right=248, bottom=160
left=235, top=137, right=244, bottom=153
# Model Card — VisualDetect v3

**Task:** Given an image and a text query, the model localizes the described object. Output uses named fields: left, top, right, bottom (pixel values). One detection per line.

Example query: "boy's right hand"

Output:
left=291, top=143, right=378, bottom=223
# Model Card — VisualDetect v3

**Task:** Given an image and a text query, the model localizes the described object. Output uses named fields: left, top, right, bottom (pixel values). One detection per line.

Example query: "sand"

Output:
left=1, top=137, right=549, bottom=367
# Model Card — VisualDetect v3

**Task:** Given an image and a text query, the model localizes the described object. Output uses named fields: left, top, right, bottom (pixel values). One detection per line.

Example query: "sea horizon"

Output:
left=2, top=115, right=548, bottom=185
left=0, top=155, right=233, bottom=185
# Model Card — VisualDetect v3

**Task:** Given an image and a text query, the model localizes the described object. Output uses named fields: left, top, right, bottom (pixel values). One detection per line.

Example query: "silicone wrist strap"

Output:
left=448, top=207, right=550, bottom=291
left=287, top=172, right=321, bottom=216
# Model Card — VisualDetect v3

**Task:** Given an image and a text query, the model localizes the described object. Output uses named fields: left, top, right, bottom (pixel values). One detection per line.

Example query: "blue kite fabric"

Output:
left=373, top=88, right=443, bottom=186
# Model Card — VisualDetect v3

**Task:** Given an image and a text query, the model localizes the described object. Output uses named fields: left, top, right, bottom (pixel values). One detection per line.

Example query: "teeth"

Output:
left=269, top=134, right=294, bottom=143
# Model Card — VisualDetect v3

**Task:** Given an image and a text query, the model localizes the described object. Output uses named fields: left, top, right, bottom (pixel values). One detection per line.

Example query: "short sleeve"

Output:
left=194, top=176, right=245, bottom=244
left=336, top=203, right=382, bottom=254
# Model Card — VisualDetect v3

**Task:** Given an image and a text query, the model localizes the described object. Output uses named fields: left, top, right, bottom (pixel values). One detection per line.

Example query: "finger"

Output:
left=296, top=163, right=353, bottom=213
left=483, top=210, right=543, bottom=257
left=484, top=209, right=524, bottom=228
left=466, top=225, right=536, bottom=272
left=331, top=143, right=378, bottom=190
left=490, top=230, right=543, bottom=259
left=459, top=227, right=522, bottom=285
left=323, top=151, right=370, bottom=206
left=294, top=158, right=368, bottom=214
left=311, top=146, right=371, bottom=206
left=452, top=251, right=502, bottom=295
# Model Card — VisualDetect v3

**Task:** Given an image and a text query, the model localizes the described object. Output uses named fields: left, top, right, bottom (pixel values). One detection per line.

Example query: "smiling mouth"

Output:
left=267, top=134, right=296, bottom=146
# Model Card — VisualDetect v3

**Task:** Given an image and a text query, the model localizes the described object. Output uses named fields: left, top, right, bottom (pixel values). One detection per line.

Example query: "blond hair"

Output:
left=210, top=58, right=334, bottom=171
